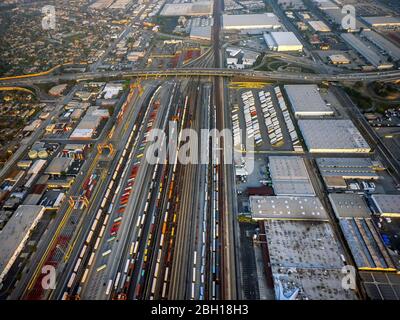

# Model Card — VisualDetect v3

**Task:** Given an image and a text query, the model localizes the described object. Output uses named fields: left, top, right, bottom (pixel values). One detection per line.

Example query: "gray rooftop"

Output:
left=45, top=157, right=73, bottom=175
left=298, top=120, right=371, bottom=153
left=329, top=193, right=371, bottom=218
left=250, top=195, right=328, bottom=221
left=284, top=84, right=333, bottom=117
left=371, top=194, right=400, bottom=216
left=341, top=33, right=392, bottom=69
left=361, top=30, right=400, bottom=62
left=316, top=157, right=377, bottom=175
left=269, top=156, right=315, bottom=196
left=361, top=16, right=400, bottom=27
left=0, top=205, right=46, bottom=283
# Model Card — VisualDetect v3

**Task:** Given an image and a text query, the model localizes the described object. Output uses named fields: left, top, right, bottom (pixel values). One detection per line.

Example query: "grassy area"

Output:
left=237, top=214, right=257, bottom=224
left=152, top=16, right=180, bottom=34
left=344, top=86, right=373, bottom=110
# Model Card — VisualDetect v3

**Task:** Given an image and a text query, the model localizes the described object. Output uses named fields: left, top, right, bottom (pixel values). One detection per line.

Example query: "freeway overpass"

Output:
left=1, top=68, right=400, bottom=86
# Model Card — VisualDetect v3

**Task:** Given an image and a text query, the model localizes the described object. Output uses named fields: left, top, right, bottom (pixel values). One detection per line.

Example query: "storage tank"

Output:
left=38, top=150, right=49, bottom=159
left=28, top=150, right=38, bottom=159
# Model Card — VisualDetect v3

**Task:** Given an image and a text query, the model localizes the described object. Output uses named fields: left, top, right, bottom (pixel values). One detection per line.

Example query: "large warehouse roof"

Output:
left=361, top=16, right=400, bottom=27
left=361, top=30, right=400, bottom=61
left=341, top=33, right=393, bottom=69
left=264, top=32, right=303, bottom=52
left=316, top=157, right=378, bottom=179
left=268, top=156, right=315, bottom=196
left=250, top=196, right=328, bottom=221
left=298, top=120, right=371, bottom=153
left=284, top=84, right=333, bottom=117
left=160, top=2, right=213, bottom=16
left=223, top=13, right=281, bottom=30
left=340, top=218, right=395, bottom=271
left=329, top=193, right=371, bottom=218
left=371, top=194, right=400, bottom=217
left=0, top=205, right=46, bottom=283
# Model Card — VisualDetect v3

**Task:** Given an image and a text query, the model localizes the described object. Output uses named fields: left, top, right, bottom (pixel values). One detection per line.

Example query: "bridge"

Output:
left=1, top=67, right=400, bottom=86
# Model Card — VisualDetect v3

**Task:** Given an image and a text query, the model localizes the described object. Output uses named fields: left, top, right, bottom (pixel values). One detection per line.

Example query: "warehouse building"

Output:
left=0, top=205, right=46, bottom=284
left=328, top=193, right=371, bottom=219
left=361, top=16, right=400, bottom=29
left=160, top=2, right=213, bottom=16
left=322, top=8, right=369, bottom=32
left=268, top=156, right=315, bottom=196
left=339, top=218, right=396, bottom=271
left=371, top=194, right=400, bottom=217
left=316, top=157, right=379, bottom=189
left=308, top=20, right=331, bottom=32
left=341, top=33, right=393, bottom=70
left=361, top=30, right=400, bottom=62
left=298, top=119, right=371, bottom=153
left=312, top=0, right=339, bottom=10
left=44, top=157, right=74, bottom=176
left=284, top=84, right=334, bottom=118
left=328, top=54, right=351, bottom=65
left=222, top=13, right=281, bottom=31
left=264, top=219, right=357, bottom=300
left=250, top=195, right=328, bottom=221
left=70, top=106, right=109, bottom=140
left=263, top=32, right=303, bottom=52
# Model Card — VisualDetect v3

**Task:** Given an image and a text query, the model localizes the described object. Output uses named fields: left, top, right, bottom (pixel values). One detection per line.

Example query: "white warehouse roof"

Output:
left=264, top=32, right=303, bottom=52
left=250, top=196, right=328, bottom=221
left=298, top=120, right=371, bottom=153
left=223, top=13, right=281, bottom=30
left=284, top=84, right=333, bottom=117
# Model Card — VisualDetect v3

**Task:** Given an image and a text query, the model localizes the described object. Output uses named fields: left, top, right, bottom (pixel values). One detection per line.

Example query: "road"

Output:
left=2, top=67, right=400, bottom=87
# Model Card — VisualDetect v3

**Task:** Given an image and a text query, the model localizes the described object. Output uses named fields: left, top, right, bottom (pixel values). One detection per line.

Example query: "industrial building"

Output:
left=339, top=218, right=396, bottom=271
left=44, top=157, right=74, bottom=176
left=316, top=157, right=379, bottom=189
left=263, top=32, right=303, bottom=52
left=264, top=219, right=357, bottom=300
left=321, top=8, right=369, bottom=32
left=361, top=16, right=400, bottom=29
left=160, top=2, right=213, bottom=16
left=298, top=119, right=371, bottom=153
left=361, top=30, right=400, bottom=62
left=189, top=17, right=213, bottom=41
left=308, top=20, right=331, bottom=32
left=250, top=195, right=328, bottom=221
left=328, top=54, right=351, bottom=65
left=284, top=84, right=334, bottom=117
left=222, top=13, right=281, bottom=31
left=0, top=205, right=46, bottom=284
left=312, top=0, right=339, bottom=10
left=268, top=156, right=315, bottom=196
left=70, top=106, right=109, bottom=140
left=328, top=193, right=371, bottom=219
left=371, top=194, right=400, bottom=217
left=341, top=33, right=393, bottom=70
